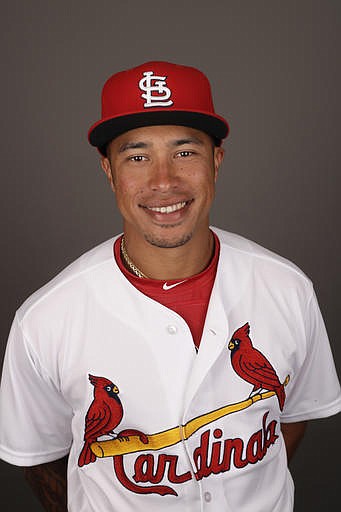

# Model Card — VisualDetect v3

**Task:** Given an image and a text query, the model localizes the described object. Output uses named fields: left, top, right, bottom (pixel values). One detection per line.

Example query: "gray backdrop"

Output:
left=1, top=1, right=340, bottom=510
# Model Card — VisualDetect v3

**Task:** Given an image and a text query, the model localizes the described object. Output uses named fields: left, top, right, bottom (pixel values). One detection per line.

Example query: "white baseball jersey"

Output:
left=1, top=227, right=340, bottom=512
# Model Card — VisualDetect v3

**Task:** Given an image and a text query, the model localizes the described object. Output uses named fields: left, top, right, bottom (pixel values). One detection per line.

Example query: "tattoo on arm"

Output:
left=24, top=455, right=68, bottom=512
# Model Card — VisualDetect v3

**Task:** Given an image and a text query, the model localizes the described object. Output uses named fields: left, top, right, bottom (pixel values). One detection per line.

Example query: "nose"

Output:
left=148, top=158, right=178, bottom=192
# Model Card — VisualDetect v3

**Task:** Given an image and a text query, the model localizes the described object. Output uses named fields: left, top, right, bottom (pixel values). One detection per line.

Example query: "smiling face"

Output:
left=101, top=125, right=224, bottom=250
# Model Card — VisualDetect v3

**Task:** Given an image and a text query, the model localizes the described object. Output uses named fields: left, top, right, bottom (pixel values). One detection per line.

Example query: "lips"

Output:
left=140, top=200, right=193, bottom=214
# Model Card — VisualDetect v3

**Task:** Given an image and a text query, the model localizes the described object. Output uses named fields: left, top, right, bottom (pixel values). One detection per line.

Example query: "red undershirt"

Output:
left=113, top=232, right=220, bottom=349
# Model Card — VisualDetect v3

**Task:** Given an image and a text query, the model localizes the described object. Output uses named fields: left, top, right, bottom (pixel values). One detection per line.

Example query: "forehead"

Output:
left=107, top=125, right=213, bottom=153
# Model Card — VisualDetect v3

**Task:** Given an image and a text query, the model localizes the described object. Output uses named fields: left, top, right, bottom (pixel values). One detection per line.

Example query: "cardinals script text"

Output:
left=113, top=412, right=278, bottom=496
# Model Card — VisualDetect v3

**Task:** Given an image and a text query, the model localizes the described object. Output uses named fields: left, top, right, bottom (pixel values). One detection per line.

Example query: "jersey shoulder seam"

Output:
left=214, top=227, right=313, bottom=285
left=17, top=238, right=117, bottom=323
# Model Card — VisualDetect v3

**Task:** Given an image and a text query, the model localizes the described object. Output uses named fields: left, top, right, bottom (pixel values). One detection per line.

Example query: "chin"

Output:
left=144, top=231, right=193, bottom=249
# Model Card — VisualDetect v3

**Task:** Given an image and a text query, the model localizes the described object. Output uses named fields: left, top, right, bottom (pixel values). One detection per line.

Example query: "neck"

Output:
left=122, top=229, right=215, bottom=280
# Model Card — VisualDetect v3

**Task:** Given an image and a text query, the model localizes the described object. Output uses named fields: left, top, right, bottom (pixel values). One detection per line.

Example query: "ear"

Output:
left=100, top=157, right=115, bottom=192
left=213, top=146, right=224, bottom=182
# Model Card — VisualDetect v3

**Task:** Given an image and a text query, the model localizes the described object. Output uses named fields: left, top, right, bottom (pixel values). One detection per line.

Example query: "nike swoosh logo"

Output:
left=162, top=280, right=188, bottom=291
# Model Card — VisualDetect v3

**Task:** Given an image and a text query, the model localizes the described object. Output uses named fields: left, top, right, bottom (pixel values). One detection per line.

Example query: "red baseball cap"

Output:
left=88, top=61, right=229, bottom=155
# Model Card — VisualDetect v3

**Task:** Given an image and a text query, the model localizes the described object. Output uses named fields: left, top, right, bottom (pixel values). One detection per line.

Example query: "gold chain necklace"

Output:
left=120, top=236, right=148, bottom=279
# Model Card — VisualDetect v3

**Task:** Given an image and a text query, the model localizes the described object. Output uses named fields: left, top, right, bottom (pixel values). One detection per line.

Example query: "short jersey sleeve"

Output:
left=0, top=314, right=73, bottom=466
left=281, top=289, right=341, bottom=422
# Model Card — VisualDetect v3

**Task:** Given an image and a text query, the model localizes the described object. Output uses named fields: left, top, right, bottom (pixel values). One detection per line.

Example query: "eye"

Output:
left=106, top=386, right=111, bottom=391
left=129, top=155, right=147, bottom=162
left=177, top=150, right=193, bottom=158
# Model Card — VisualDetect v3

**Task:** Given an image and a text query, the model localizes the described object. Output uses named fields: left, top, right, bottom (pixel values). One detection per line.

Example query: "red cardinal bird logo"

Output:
left=228, top=323, right=286, bottom=411
left=78, top=374, right=124, bottom=467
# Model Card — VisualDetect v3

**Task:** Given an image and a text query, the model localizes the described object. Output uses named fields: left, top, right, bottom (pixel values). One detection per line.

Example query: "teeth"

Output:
left=148, top=201, right=186, bottom=214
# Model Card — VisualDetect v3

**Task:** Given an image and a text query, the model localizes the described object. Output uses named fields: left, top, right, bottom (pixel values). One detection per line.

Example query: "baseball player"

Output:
left=0, top=61, right=340, bottom=512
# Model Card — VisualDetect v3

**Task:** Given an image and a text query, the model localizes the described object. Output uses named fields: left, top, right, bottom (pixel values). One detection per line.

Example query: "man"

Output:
left=0, top=61, right=340, bottom=512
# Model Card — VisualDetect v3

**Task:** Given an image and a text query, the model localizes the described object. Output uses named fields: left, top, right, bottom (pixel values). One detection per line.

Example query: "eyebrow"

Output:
left=171, top=137, right=204, bottom=147
left=119, top=141, right=149, bottom=153
left=119, top=136, right=204, bottom=153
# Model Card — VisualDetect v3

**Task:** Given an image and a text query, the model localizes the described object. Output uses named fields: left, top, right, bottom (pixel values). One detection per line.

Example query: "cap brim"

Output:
left=88, top=111, right=229, bottom=155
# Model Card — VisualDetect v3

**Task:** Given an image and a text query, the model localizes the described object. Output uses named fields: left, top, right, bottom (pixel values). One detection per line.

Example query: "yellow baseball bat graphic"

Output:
left=91, top=375, right=290, bottom=458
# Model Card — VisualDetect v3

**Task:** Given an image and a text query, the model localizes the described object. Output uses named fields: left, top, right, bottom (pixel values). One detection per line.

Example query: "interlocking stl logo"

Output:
left=139, top=71, right=173, bottom=108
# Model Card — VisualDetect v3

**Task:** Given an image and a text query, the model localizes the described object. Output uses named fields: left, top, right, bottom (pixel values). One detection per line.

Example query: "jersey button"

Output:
left=204, top=491, right=212, bottom=502
left=167, top=325, right=178, bottom=335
